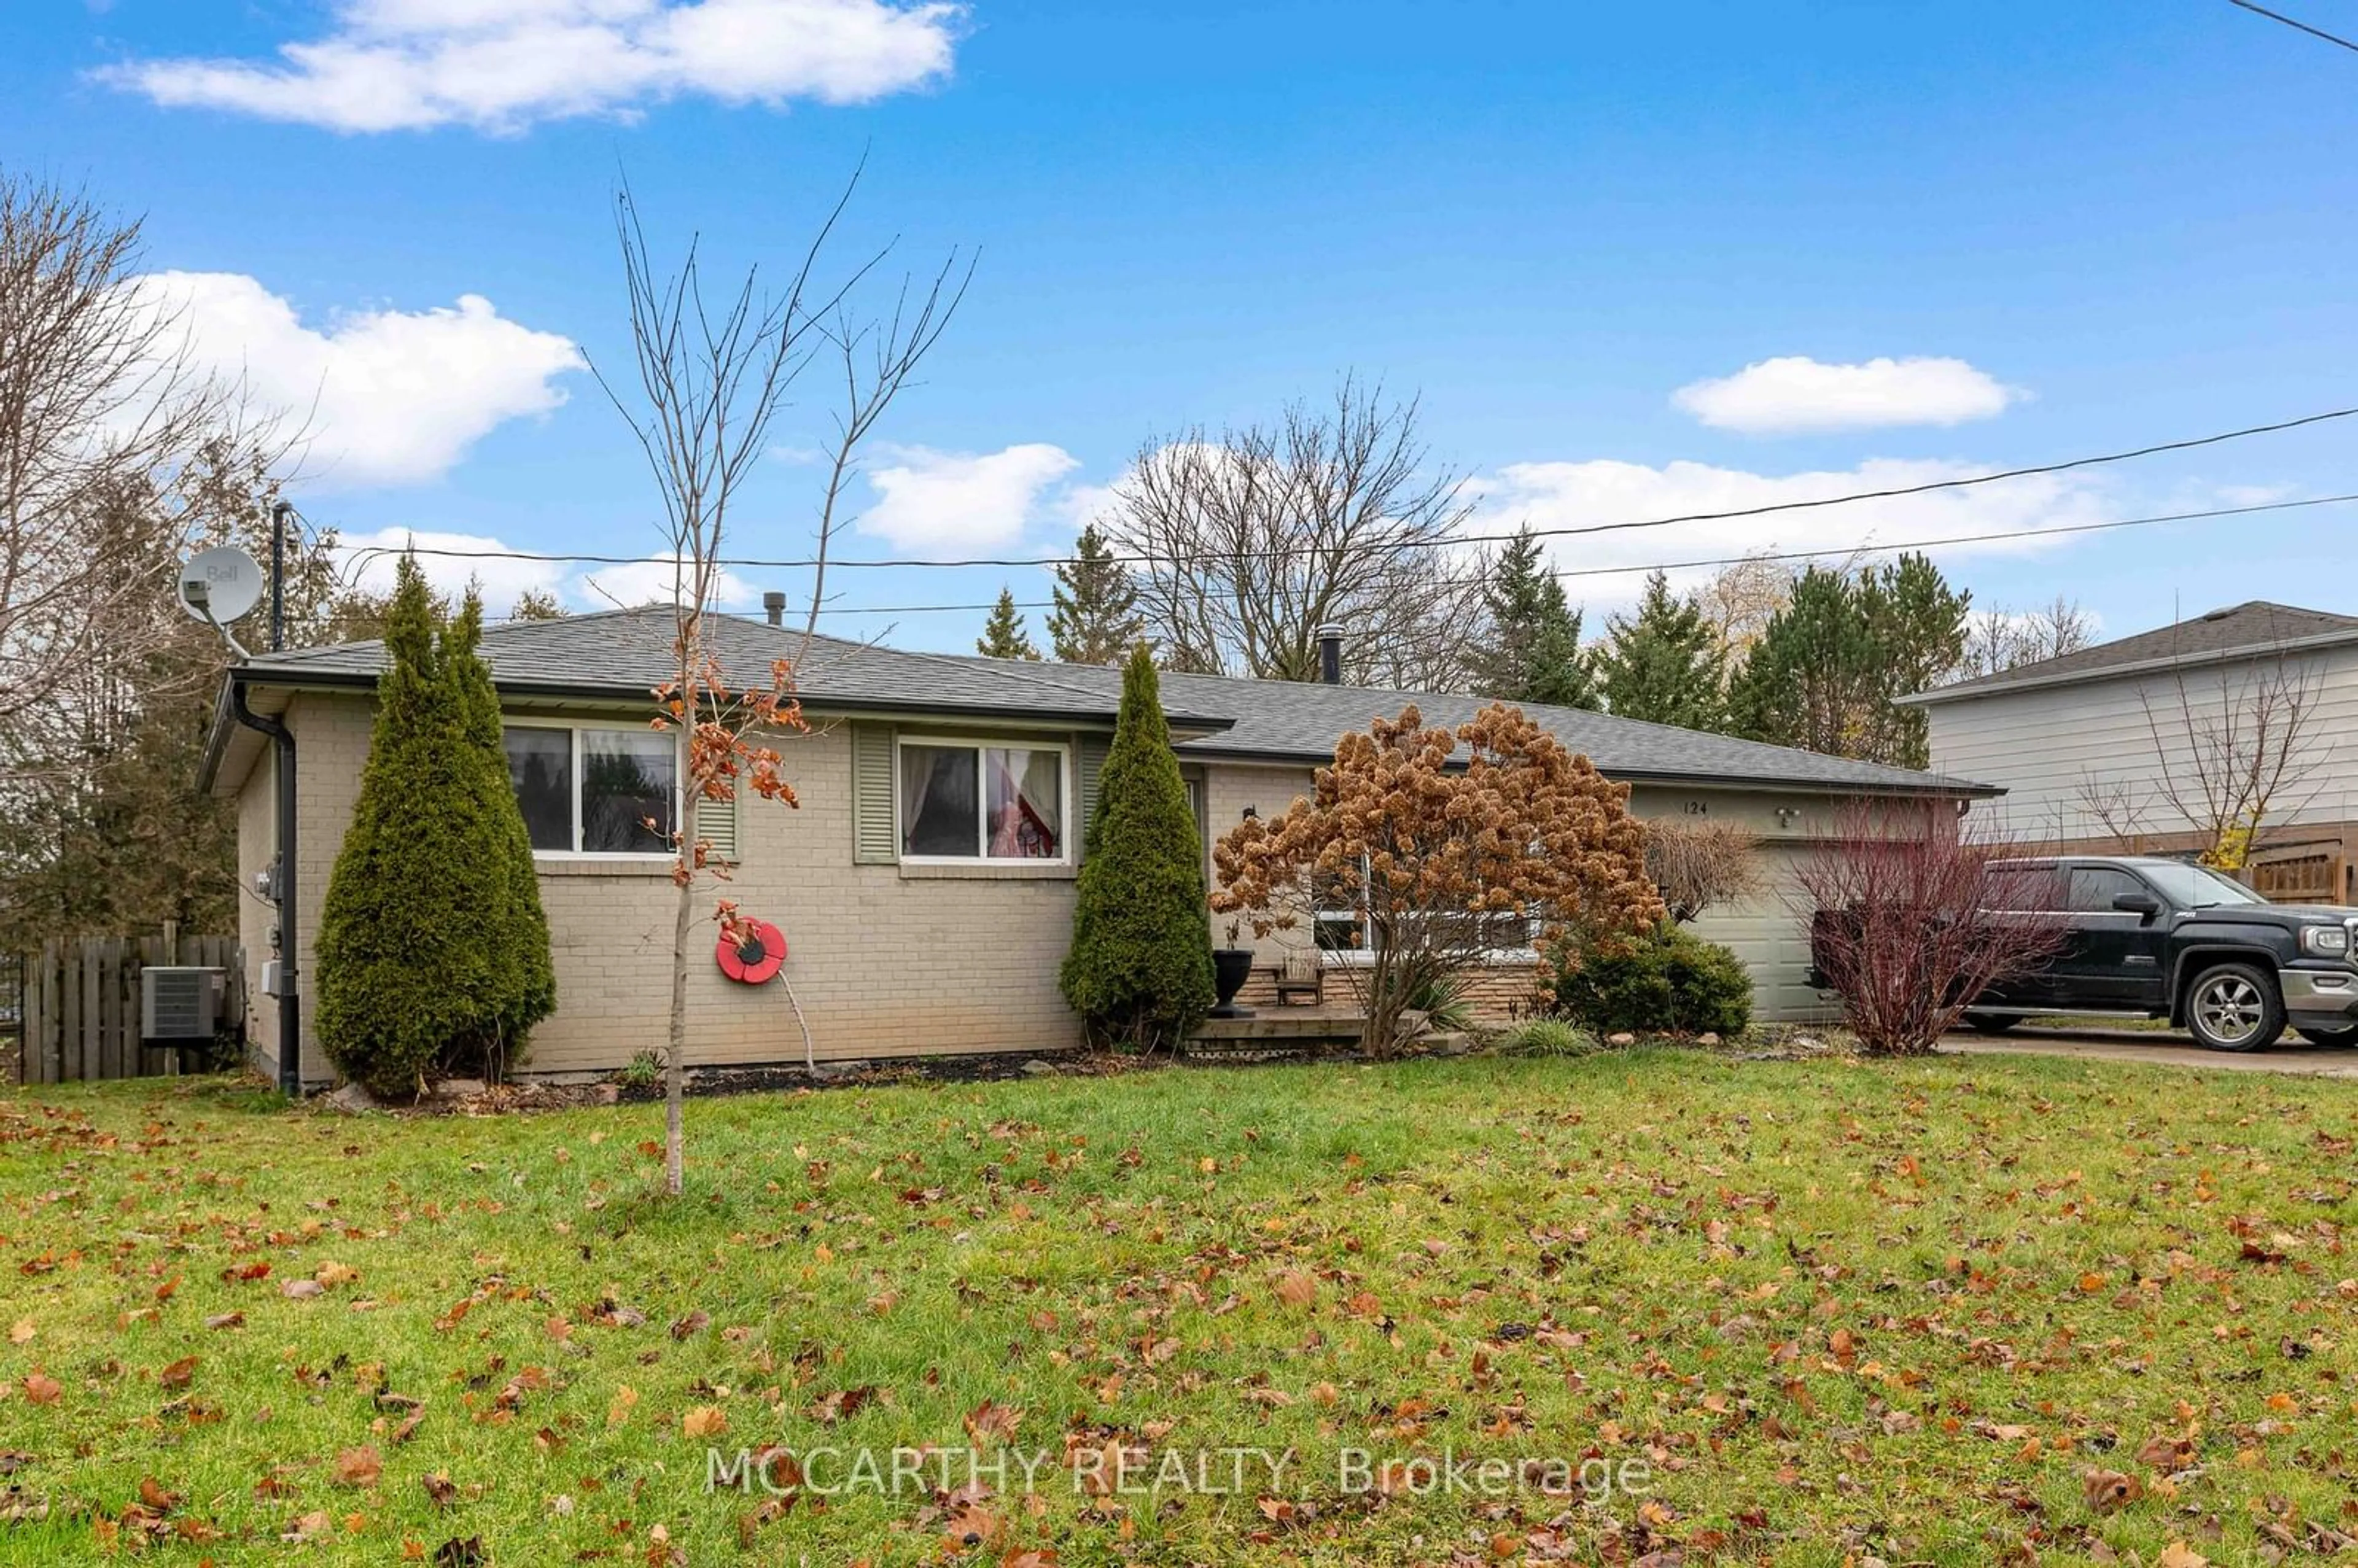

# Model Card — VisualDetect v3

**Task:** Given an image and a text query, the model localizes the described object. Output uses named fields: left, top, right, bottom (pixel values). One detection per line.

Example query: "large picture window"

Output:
left=501, top=723, right=678, bottom=856
left=898, top=739, right=1067, bottom=863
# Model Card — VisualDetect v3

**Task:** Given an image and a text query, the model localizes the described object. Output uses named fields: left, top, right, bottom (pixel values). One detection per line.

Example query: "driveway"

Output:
left=1939, top=1024, right=2358, bottom=1077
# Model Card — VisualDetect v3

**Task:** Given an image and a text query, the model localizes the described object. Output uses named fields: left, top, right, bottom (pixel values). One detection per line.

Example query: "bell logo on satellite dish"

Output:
left=179, top=545, right=264, bottom=659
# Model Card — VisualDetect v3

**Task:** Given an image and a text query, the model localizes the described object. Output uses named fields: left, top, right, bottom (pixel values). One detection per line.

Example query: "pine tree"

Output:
left=976, top=586, right=1041, bottom=660
left=1471, top=526, right=1598, bottom=708
left=1597, top=571, right=1725, bottom=730
left=314, top=556, right=556, bottom=1097
left=1059, top=645, right=1216, bottom=1051
left=1727, top=554, right=1967, bottom=768
left=1048, top=523, right=1142, bottom=664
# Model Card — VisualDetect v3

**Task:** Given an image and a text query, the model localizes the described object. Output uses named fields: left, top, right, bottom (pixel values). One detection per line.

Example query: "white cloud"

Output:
left=336, top=529, right=758, bottom=616
left=336, top=527, right=570, bottom=610
left=857, top=443, right=1082, bottom=553
left=576, top=554, right=759, bottom=610
left=98, top=0, right=964, bottom=134
left=1473, top=456, right=2113, bottom=615
left=138, top=271, right=582, bottom=489
left=1672, top=355, right=2020, bottom=436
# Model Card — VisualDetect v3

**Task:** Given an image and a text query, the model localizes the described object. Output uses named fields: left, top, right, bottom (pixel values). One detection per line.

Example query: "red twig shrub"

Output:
left=1792, top=801, right=2068, bottom=1057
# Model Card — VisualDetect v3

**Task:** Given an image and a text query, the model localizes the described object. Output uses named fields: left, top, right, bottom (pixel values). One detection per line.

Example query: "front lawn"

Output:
left=2, top=1051, right=2354, bottom=1565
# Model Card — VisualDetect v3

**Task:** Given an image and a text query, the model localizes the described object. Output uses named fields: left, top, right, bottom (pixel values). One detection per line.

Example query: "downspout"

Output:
left=230, top=680, right=301, bottom=1098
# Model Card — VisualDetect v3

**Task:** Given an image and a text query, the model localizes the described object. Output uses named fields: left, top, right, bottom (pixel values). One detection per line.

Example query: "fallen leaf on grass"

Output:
left=668, top=1310, right=709, bottom=1341
left=315, top=1260, right=360, bottom=1288
left=7, top=1320, right=31, bottom=1345
left=336, top=1446, right=383, bottom=1487
left=21, top=1374, right=61, bottom=1405
left=2157, top=1545, right=2210, bottom=1568
left=683, top=1406, right=728, bottom=1438
left=608, top=1386, right=639, bottom=1427
left=422, top=1473, right=457, bottom=1509
left=1274, top=1272, right=1317, bottom=1308
left=281, top=1279, right=325, bottom=1302
left=2082, top=1468, right=2142, bottom=1513
left=204, top=1312, right=244, bottom=1332
left=158, top=1356, right=196, bottom=1392
left=433, top=1534, right=484, bottom=1566
left=964, top=1399, right=1022, bottom=1445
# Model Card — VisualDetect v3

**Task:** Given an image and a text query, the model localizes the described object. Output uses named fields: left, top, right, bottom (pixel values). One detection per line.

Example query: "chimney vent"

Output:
left=1315, top=624, right=1344, bottom=685
left=762, top=590, right=787, bottom=627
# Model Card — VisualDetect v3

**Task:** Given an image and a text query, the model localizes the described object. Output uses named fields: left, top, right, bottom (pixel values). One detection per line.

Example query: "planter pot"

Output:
left=1210, top=949, right=1256, bottom=1017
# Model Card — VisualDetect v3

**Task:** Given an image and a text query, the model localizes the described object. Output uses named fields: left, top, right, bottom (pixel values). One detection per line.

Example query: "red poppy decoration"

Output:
left=715, top=918, right=786, bottom=984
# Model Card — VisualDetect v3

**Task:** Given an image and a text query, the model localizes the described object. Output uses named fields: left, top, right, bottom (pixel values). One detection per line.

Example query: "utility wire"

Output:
left=2228, top=0, right=2358, bottom=53
left=340, top=402, right=2358, bottom=577
left=468, top=491, right=2358, bottom=621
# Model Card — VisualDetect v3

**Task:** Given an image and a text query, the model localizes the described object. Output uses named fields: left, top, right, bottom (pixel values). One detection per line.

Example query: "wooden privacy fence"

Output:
left=15, top=934, right=245, bottom=1085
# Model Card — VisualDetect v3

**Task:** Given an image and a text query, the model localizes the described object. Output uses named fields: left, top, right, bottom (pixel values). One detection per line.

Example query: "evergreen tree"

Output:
left=976, top=586, right=1041, bottom=660
left=1597, top=570, right=1726, bottom=729
left=1727, top=553, right=1967, bottom=768
left=1470, top=526, right=1598, bottom=708
left=1059, top=645, right=1216, bottom=1051
left=1047, top=524, right=1143, bottom=664
left=314, top=556, right=556, bottom=1096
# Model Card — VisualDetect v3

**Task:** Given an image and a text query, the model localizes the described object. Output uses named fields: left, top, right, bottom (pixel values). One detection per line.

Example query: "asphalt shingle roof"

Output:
left=228, top=605, right=1994, bottom=796
left=1912, top=600, right=2358, bottom=705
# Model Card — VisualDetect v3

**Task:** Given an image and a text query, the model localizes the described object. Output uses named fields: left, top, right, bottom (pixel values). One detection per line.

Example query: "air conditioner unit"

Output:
left=142, top=966, right=223, bottom=1046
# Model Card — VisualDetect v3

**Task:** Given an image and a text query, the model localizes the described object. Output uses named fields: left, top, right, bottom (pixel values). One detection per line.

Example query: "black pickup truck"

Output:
left=1966, top=856, right=2358, bottom=1050
left=1820, top=855, right=2358, bottom=1052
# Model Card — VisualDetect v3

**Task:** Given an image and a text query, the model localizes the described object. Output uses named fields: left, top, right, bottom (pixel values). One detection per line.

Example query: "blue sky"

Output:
left=6, top=0, right=2356, bottom=656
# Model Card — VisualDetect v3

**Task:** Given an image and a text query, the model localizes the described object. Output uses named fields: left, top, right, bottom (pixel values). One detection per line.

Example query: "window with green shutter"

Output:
left=1076, top=734, right=1111, bottom=856
left=694, top=785, right=740, bottom=863
left=851, top=721, right=898, bottom=864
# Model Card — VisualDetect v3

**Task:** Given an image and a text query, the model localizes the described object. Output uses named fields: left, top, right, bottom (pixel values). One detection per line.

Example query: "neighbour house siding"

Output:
left=1924, top=646, right=2358, bottom=850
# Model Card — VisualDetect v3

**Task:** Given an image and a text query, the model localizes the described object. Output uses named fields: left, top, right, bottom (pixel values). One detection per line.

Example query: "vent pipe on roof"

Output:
left=1315, top=624, right=1344, bottom=685
left=762, top=591, right=787, bottom=627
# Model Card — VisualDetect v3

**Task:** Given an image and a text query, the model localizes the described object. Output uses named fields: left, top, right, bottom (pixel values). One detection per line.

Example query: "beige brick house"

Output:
left=200, top=607, right=1997, bottom=1086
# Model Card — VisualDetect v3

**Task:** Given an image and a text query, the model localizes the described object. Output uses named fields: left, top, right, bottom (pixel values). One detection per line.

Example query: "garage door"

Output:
left=1684, top=844, right=1840, bottom=1024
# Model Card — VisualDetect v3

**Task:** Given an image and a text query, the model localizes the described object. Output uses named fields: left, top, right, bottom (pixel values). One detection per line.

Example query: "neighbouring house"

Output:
left=1904, top=600, right=2358, bottom=904
left=200, top=607, right=1998, bottom=1086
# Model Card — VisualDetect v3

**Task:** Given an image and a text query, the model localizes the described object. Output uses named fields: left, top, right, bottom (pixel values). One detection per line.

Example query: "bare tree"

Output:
left=1793, top=802, right=2068, bottom=1056
left=594, top=179, right=962, bottom=1196
left=1644, top=818, right=1762, bottom=923
left=1958, top=595, right=2096, bottom=680
left=1100, top=376, right=1485, bottom=685
left=2138, top=649, right=2328, bottom=871
left=1694, top=553, right=1792, bottom=673
left=0, top=174, right=279, bottom=777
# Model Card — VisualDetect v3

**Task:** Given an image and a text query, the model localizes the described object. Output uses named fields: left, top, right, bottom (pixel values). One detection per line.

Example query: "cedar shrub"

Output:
left=314, top=556, right=556, bottom=1096
left=1059, top=643, right=1214, bottom=1050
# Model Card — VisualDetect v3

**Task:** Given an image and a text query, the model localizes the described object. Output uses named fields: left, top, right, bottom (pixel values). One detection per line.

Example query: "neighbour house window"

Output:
left=500, top=724, right=678, bottom=856
left=898, top=739, right=1068, bottom=862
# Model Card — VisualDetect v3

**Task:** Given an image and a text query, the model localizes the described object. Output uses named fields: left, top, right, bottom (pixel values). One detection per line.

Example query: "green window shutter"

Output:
left=1076, top=734, right=1111, bottom=856
left=852, top=721, right=898, bottom=864
left=695, top=785, right=740, bottom=863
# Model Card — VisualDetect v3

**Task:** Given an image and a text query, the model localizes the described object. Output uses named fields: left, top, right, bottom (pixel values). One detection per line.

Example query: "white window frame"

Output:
left=502, top=717, right=682, bottom=862
left=1313, top=858, right=1543, bottom=967
left=895, top=735, right=1074, bottom=867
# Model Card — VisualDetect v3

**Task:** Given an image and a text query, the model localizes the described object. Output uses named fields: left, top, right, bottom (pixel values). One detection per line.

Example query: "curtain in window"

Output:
left=985, top=747, right=1061, bottom=860
left=901, top=744, right=980, bottom=857
left=501, top=728, right=572, bottom=852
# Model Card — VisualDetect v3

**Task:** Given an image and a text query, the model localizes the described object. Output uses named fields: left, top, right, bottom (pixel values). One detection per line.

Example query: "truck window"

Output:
left=2066, top=867, right=2148, bottom=912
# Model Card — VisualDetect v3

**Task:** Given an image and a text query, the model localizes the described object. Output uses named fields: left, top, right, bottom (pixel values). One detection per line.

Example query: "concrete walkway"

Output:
left=1939, top=1026, right=2358, bottom=1077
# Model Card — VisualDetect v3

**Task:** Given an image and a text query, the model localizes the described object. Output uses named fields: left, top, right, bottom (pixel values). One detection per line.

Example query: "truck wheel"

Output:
left=2184, top=963, right=2285, bottom=1052
left=2295, top=1023, right=2358, bottom=1047
left=1963, top=1012, right=2019, bottom=1035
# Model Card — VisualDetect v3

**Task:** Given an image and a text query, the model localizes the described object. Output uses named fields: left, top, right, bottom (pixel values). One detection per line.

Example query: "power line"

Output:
left=470, top=491, right=2358, bottom=620
left=341, top=402, right=2358, bottom=577
left=2228, top=0, right=2358, bottom=53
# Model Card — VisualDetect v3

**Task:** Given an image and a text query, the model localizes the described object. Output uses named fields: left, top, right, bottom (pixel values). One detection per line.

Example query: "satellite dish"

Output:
left=178, top=546, right=264, bottom=626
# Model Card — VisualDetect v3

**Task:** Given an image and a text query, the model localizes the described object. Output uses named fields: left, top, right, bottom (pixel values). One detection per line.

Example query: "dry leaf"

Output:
left=335, top=1446, right=384, bottom=1487
left=608, top=1385, right=639, bottom=1427
left=2082, top=1468, right=2142, bottom=1513
left=282, top=1279, right=325, bottom=1302
left=683, top=1405, right=728, bottom=1438
left=21, top=1373, right=61, bottom=1406
left=158, top=1356, right=197, bottom=1392
left=1275, top=1273, right=1317, bottom=1308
